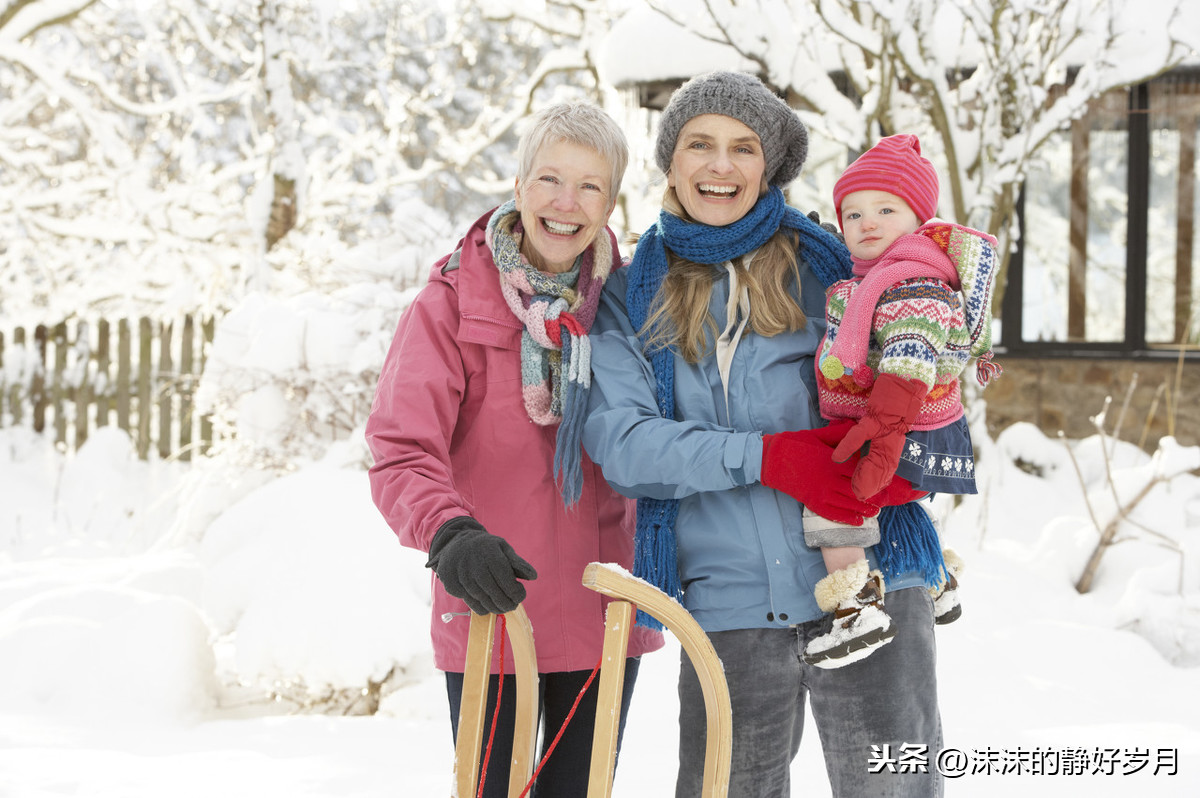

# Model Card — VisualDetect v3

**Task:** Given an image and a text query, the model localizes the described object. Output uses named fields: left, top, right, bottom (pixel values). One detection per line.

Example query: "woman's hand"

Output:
left=760, top=421, right=880, bottom=525
left=426, top=517, right=538, bottom=614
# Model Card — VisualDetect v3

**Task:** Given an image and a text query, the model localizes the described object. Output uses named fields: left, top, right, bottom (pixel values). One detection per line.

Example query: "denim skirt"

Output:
left=896, top=414, right=977, bottom=494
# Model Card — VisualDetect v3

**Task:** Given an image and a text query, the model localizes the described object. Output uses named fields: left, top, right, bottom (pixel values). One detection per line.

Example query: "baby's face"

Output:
left=839, top=190, right=921, bottom=260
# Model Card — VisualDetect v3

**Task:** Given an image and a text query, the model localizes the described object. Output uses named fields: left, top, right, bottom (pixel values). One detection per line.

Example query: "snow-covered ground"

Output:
left=1, top=418, right=1198, bottom=797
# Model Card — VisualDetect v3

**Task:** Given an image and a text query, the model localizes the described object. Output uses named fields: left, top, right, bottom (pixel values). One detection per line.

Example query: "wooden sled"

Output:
left=453, top=563, right=732, bottom=798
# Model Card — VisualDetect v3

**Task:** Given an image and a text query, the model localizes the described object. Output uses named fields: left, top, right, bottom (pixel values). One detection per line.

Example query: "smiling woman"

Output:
left=580, top=71, right=948, bottom=797
left=365, top=101, right=663, bottom=798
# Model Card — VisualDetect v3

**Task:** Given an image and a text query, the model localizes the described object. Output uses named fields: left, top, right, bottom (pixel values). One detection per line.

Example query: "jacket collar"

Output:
left=440, top=205, right=624, bottom=347
left=433, top=207, right=521, bottom=328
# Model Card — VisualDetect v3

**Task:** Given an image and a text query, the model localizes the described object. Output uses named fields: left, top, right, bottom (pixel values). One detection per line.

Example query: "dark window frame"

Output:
left=1000, top=70, right=1199, bottom=362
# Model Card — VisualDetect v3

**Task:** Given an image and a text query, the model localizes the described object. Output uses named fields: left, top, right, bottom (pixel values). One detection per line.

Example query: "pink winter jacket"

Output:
left=365, top=208, right=663, bottom=674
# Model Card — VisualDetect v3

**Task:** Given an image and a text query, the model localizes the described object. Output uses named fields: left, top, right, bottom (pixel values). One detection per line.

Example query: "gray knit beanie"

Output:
left=655, top=71, right=809, bottom=187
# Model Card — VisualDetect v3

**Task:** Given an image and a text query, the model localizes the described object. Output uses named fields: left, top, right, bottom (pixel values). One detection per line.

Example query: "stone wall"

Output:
left=981, top=355, right=1200, bottom=449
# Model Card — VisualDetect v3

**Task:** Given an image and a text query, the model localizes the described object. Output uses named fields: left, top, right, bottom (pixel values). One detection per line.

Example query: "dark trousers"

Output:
left=677, top=588, right=943, bottom=797
left=446, top=657, right=641, bottom=798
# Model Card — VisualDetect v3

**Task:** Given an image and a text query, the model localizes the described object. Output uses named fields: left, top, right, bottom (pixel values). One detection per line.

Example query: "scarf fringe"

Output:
left=553, top=333, right=589, bottom=505
left=874, top=502, right=947, bottom=588
left=632, top=497, right=682, bottom=631
left=975, top=350, right=1003, bottom=386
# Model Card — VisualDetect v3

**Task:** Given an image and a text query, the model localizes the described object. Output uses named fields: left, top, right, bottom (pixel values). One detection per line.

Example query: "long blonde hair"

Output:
left=639, top=186, right=809, bottom=363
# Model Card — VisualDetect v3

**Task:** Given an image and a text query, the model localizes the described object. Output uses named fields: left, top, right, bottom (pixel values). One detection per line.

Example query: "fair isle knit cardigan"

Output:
left=816, top=235, right=971, bottom=430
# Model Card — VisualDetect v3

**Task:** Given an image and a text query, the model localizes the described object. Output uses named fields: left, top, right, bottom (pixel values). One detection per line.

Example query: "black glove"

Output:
left=425, top=517, right=538, bottom=615
left=808, top=209, right=844, bottom=243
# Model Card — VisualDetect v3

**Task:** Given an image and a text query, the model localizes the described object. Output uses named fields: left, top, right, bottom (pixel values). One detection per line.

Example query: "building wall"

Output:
left=983, top=356, right=1200, bottom=449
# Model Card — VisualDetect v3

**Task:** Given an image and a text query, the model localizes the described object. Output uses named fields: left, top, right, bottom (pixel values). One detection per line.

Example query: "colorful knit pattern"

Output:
left=874, top=282, right=967, bottom=383
left=919, top=222, right=1002, bottom=385
left=819, top=232, right=958, bottom=385
left=818, top=365, right=964, bottom=430
left=818, top=275, right=968, bottom=429
left=486, top=200, right=613, bottom=505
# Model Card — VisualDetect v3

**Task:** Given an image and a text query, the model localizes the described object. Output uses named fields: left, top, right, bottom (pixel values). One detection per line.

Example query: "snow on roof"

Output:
left=599, top=5, right=757, bottom=87
left=599, top=0, right=1200, bottom=89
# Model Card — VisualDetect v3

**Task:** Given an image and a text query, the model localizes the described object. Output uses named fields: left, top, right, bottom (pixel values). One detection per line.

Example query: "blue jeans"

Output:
left=677, top=588, right=943, bottom=797
left=446, top=658, right=641, bottom=798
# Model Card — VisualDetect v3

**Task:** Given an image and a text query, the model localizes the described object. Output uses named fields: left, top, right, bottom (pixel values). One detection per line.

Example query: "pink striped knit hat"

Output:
left=833, top=134, right=939, bottom=231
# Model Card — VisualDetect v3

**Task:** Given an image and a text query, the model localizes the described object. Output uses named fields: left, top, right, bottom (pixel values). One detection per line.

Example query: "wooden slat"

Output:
left=32, top=325, right=47, bottom=433
left=6, top=328, right=23, bottom=425
left=0, top=316, right=214, bottom=461
left=504, top=608, right=538, bottom=797
left=52, top=322, right=67, bottom=446
left=137, top=317, right=152, bottom=459
left=74, top=321, right=91, bottom=448
left=117, top=319, right=131, bottom=433
left=586, top=599, right=633, bottom=798
left=200, top=316, right=214, bottom=454
left=157, top=320, right=173, bottom=460
left=454, top=612, right=497, bottom=798
left=0, top=330, right=5, bottom=422
left=96, top=320, right=111, bottom=428
left=179, top=315, right=195, bottom=461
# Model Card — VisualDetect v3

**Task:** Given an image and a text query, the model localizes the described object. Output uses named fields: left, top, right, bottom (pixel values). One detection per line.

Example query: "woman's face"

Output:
left=668, top=114, right=766, bottom=227
left=514, top=139, right=615, bottom=274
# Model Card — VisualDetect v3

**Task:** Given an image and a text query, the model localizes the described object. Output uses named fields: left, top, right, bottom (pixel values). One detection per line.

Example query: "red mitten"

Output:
left=832, top=374, right=929, bottom=500
left=865, top=475, right=929, bottom=508
left=761, top=421, right=880, bottom=526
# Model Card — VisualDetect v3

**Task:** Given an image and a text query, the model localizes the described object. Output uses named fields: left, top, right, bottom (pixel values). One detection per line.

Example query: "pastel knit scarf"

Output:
left=819, top=232, right=959, bottom=386
left=626, top=187, right=853, bottom=618
left=486, top=200, right=613, bottom=505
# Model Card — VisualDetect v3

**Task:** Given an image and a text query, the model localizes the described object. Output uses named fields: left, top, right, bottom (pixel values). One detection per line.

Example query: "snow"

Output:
left=2, top=414, right=1199, bottom=797
left=599, top=4, right=757, bottom=87
left=3, top=0, right=1199, bottom=795
left=600, top=0, right=1200, bottom=86
left=598, top=0, right=1200, bottom=239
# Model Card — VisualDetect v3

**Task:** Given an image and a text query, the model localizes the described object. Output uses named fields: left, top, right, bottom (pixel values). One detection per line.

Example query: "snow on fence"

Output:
left=0, top=316, right=215, bottom=460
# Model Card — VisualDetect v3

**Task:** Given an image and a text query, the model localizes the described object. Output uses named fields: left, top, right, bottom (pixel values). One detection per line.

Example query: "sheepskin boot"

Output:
left=930, top=549, right=964, bottom=625
left=803, top=560, right=896, bottom=668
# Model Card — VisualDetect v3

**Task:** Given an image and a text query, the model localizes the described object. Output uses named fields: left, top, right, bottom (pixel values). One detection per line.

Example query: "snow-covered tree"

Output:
left=1, top=0, right=624, bottom=468
left=1, top=0, right=263, bottom=323
left=639, top=0, right=1199, bottom=304
left=185, top=0, right=622, bottom=471
left=0, top=0, right=615, bottom=325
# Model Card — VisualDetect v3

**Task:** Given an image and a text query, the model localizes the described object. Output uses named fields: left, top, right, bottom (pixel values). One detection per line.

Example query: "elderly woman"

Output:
left=366, top=102, right=662, bottom=797
left=582, top=72, right=944, bottom=796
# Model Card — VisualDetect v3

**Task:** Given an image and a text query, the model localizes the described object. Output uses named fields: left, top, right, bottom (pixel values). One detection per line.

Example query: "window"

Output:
left=1003, top=69, right=1200, bottom=357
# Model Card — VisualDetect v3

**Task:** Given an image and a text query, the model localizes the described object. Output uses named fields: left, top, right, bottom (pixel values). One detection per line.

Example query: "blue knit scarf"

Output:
left=626, top=188, right=858, bottom=625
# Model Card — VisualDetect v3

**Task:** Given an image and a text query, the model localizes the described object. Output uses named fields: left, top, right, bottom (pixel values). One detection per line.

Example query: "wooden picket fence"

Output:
left=0, top=316, right=216, bottom=461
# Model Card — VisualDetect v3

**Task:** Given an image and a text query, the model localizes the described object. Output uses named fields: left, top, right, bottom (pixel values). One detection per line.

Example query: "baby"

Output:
left=803, top=134, right=1000, bottom=668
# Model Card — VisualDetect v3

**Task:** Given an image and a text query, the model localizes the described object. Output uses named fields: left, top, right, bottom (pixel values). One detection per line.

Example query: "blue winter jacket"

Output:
left=582, top=260, right=927, bottom=633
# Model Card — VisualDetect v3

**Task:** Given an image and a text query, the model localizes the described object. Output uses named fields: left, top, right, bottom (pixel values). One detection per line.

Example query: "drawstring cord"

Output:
left=476, top=614, right=605, bottom=797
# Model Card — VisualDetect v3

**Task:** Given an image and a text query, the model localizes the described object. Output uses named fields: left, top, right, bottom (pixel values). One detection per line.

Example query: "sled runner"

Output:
left=453, top=562, right=733, bottom=798
left=454, top=606, right=539, bottom=798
